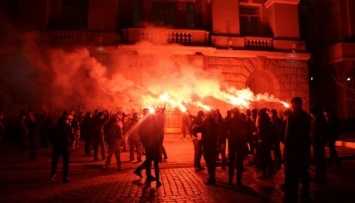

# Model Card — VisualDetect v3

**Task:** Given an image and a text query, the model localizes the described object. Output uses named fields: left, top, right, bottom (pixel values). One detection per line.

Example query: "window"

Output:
left=151, top=2, right=177, bottom=27
left=133, top=0, right=142, bottom=27
left=60, top=0, right=88, bottom=30
left=186, top=3, right=195, bottom=28
left=240, top=5, right=261, bottom=36
left=132, top=1, right=195, bottom=29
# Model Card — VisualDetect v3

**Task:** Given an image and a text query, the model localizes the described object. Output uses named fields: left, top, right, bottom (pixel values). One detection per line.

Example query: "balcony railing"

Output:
left=43, top=31, right=120, bottom=46
left=42, top=30, right=277, bottom=51
left=123, top=28, right=210, bottom=46
left=244, top=36, right=273, bottom=50
left=46, top=31, right=83, bottom=45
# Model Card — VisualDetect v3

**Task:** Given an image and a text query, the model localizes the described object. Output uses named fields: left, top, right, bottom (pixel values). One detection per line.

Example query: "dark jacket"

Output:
left=226, top=115, right=246, bottom=145
left=127, top=118, right=140, bottom=139
left=190, top=113, right=205, bottom=139
left=105, top=119, right=123, bottom=146
left=257, top=114, right=275, bottom=144
left=193, top=115, right=219, bottom=150
left=80, top=115, right=93, bottom=141
left=310, top=113, right=329, bottom=146
left=284, top=109, right=311, bottom=160
left=271, top=116, right=282, bottom=142
left=325, top=112, right=339, bottom=141
left=139, top=114, right=161, bottom=148
left=50, top=120, right=74, bottom=148
left=93, top=113, right=109, bottom=139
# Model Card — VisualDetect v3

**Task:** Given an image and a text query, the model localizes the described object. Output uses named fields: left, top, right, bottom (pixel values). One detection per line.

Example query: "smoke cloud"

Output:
left=0, top=27, right=225, bottom=114
left=0, top=22, right=287, bottom=116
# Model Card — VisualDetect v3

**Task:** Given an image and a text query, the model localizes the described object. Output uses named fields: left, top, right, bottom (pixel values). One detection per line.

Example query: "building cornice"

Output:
left=325, top=42, right=355, bottom=64
left=213, top=49, right=310, bottom=61
left=265, top=0, right=300, bottom=8
left=111, top=44, right=311, bottom=61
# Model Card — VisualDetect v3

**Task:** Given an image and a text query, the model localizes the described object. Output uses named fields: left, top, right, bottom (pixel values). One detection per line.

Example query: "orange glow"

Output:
left=281, top=101, right=290, bottom=108
left=230, top=96, right=249, bottom=108
left=194, top=101, right=211, bottom=111
left=160, top=92, right=169, bottom=102
left=142, top=87, right=289, bottom=115
left=202, top=105, right=211, bottom=111
left=178, top=103, right=187, bottom=112
left=149, top=108, right=155, bottom=113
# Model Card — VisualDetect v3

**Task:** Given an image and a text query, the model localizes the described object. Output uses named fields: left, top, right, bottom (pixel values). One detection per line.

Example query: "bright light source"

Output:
left=347, top=77, right=351, bottom=81
left=310, top=77, right=313, bottom=81
left=178, top=104, right=187, bottom=112
left=149, top=108, right=155, bottom=114
left=202, top=105, right=211, bottom=111
left=159, top=92, right=169, bottom=102
left=281, top=101, right=290, bottom=108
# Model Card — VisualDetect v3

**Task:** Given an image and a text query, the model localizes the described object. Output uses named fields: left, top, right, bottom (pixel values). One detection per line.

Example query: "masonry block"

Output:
left=216, top=57, right=230, bottom=65
left=222, top=73, right=231, bottom=81
left=298, top=76, right=308, bottom=83
left=279, top=75, right=292, bottom=83
left=223, top=65, right=238, bottom=73
left=239, top=66, right=252, bottom=76
left=280, top=90, right=292, bottom=98
left=230, top=58, right=244, bottom=66
left=277, top=60, right=291, bottom=67
left=271, top=66, right=285, bottom=75
left=208, top=57, right=217, bottom=65
left=231, top=73, right=247, bottom=82
left=285, top=83, right=298, bottom=89
left=298, top=67, right=308, bottom=75
left=285, top=66, right=298, bottom=75
left=298, top=83, right=309, bottom=90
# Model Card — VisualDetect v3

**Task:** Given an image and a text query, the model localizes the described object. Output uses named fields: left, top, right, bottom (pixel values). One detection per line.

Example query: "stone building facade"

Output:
left=0, top=0, right=312, bottom=132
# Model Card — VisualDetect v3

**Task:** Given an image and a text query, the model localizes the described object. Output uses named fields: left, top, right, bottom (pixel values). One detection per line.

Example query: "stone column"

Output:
left=264, top=0, right=301, bottom=39
left=211, top=0, right=240, bottom=35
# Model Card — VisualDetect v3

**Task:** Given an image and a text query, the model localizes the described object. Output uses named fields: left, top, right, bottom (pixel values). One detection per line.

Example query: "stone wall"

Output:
left=206, top=56, right=310, bottom=112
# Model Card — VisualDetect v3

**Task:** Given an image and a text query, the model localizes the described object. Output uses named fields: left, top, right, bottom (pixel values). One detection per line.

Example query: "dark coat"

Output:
left=80, top=116, right=93, bottom=141
left=139, top=114, right=161, bottom=149
left=93, top=113, right=109, bottom=139
left=50, top=121, right=74, bottom=148
left=310, top=113, right=329, bottom=146
left=193, top=116, right=219, bottom=150
left=105, top=121, right=122, bottom=146
left=226, top=115, right=246, bottom=146
left=284, top=109, right=311, bottom=161
left=258, top=115, right=275, bottom=144
left=190, top=115, right=205, bottom=139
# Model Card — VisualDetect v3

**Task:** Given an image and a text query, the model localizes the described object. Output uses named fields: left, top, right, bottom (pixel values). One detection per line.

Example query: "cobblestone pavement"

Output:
left=1, top=134, right=355, bottom=203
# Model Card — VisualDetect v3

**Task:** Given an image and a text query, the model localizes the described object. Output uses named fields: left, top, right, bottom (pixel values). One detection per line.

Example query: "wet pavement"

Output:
left=1, top=134, right=355, bottom=203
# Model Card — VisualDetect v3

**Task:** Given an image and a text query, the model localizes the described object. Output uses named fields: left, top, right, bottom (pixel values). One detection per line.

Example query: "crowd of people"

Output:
left=0, top=97, right=341, bottom=201
left=0, top=106, right=167, bottom=186
left=180, top=97, right=341, bottom=202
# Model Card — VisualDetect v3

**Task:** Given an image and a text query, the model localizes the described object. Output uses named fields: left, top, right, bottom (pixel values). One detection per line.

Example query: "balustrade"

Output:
left=124, top=28, right=209, bottom=46
left=245, top=37, right=273, bottom=50
left=47, top=31, right=82, bottom=45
